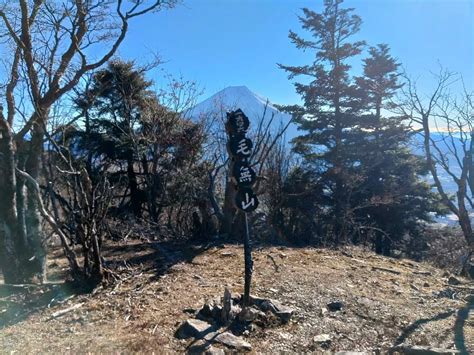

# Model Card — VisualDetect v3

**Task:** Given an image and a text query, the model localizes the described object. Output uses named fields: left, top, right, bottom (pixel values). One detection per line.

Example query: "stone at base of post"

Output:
left=221, top=287, right=232, bottom=324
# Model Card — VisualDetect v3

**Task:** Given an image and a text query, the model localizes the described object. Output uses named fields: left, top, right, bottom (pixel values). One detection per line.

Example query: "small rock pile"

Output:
left=176, top=288, right=295, bottom=353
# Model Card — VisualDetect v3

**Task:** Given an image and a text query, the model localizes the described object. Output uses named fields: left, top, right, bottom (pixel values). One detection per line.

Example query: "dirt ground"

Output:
left=0, top=240, right=473, bottom=354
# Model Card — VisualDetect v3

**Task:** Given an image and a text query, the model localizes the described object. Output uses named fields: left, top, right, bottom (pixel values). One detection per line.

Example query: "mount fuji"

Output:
left=187, top=86, right=296, bottom=138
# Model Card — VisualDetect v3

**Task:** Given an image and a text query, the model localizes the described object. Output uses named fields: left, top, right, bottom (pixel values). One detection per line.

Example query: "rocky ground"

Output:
left=0, top=240, right=473, bottom=354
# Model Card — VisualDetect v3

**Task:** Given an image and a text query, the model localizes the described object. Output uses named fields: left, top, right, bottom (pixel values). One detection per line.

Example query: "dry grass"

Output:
left=0, top=240, right=473, bottom=354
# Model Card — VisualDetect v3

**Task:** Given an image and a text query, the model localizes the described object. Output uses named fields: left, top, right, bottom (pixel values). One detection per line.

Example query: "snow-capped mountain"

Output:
left=187, top=85, right=296, bottom=137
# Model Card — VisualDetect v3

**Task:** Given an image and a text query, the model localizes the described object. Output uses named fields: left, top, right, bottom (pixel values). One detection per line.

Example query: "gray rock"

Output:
left=327, top=301, right=344, bottom=311
left=238, top=306, right=264, bottom=322
left=203, top=331, right=220, bottom=342
left=204, top=346, right=225, bottom=355
left=227, top=304, right=241, bottom=323
left=221, top=288, right=232, bottom=324
left=211, top=304, right=223, bottom=320
left=214, top=332, right=252, bottom=351
left=335, top=352, right=368, bottom=355
left=260, top=299, right=278, bottom=313
left=187, top=339, right=211, bottom=354
left=448, top=276, right=462, bottom=285
left=313, top=334, right=331, bottom=350
left=248, top=294, right=267, bottom=307
left=176, top=319, right=214, bottom=339
left=313, top=334, right=331, bottom=344
left=183, top=308, right=197, bottom=315
left=274, top=306, right=294, bottom=323
left=197, top=303, right=213, bottom=320
left=434, top=288, right=457, bottom=299
left=187, top=340, right=225, bottom=355
left=259, top=299, right=294, bottom=322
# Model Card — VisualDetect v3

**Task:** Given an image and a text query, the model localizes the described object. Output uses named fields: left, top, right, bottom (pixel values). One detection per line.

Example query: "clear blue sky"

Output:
left=117, top=0, right=473, bottom=105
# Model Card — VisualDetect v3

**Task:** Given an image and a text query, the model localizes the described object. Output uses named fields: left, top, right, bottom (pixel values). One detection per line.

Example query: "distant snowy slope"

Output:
left=410, top=132, right=463, bottom=195
left=187, top=86, right=296, bottom=137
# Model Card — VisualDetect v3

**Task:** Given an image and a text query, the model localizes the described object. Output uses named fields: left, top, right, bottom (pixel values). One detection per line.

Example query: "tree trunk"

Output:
left=23, top=123, right=47, bottom=282
left=333, top=123, right=348, bottom=247
left=468, top=132, right=474, bottom=198
left=221, top=177, right=237, bottom=237
left=127, top=156, right=141, bottom=217
left=208, top=170, right=224, bottom=227
left=0, top=122, right=24, bottom=283
left=421, top=113, right=474, bottom=277
left=333, top=68, right=347, bottom=246
left=457, top=181, right=474, bottom=272
left=85, top=109, right=93, bottom=175
left=0, top=112, right=48, bottom=283
left=15, top=150, right=27, bottom=247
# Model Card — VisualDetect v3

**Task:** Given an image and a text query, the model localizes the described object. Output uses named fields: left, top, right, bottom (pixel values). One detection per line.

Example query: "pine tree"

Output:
left=279, top=0, right=365, bottom=244
left=72, top=60, right=206, bottom=223
left=74, top=60, right=153, bottom=217
left=353, top=44, right=445, bottom=255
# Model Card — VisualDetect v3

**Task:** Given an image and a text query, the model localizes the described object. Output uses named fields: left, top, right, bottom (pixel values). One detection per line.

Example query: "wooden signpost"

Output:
left=226, top=109, right=259, bottom=306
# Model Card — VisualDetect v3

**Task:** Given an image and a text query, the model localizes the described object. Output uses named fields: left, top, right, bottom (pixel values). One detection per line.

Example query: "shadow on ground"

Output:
left=392, top=296, right=473, bottom=355
left=0, top=283, right=77, bottom=330
left=454, top=299, right=474, bottom=355
left=0, top=238, right=222, bottom=330
left=109, top=239, right=226, bottom=282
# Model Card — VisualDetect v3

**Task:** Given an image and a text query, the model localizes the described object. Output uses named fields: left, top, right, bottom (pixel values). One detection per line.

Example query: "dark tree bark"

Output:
left=127, top=156, right=142, bottom=218
left=24, top=120, right=48, bottom=281
left=0, top=119, right=24, bottom=283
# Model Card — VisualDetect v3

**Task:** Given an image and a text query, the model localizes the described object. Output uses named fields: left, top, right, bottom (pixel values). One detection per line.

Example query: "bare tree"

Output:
left=202, top=100, right=293, bottom=238
left=0, top=0, right=176, bottom=283
left=42, top=132, right=112, bottom=286
left=260, top=135, right=294, bottom=242
left=402, top=70, right=474, bottom=276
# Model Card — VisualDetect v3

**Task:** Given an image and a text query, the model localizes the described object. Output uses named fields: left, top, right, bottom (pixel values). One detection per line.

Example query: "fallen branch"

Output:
left=413, top=271, right=432, bottom=276
left=445, top=284, right=474, bottom=291
left=371, top=266, right=401, bottom=275
left=49, top=303, right=84, bottom=320
left=266, top=254, right=280, bottom=272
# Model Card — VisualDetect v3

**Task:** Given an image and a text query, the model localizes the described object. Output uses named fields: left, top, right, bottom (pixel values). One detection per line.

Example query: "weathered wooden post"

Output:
left=226, top=109, right=259, bottom=307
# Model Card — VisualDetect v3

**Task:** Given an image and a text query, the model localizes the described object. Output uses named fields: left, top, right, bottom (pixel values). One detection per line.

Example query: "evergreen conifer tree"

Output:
left=280, top=1, right=445, bottom=249
left=74, top=60, right=153, bottom=217
left=279, top=0, right=365, bottom=244
left=353, top=44, right=445, bottom=255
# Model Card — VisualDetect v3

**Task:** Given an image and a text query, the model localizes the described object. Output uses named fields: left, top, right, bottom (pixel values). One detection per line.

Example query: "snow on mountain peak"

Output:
left=186, top=85, right=289, bottom=123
